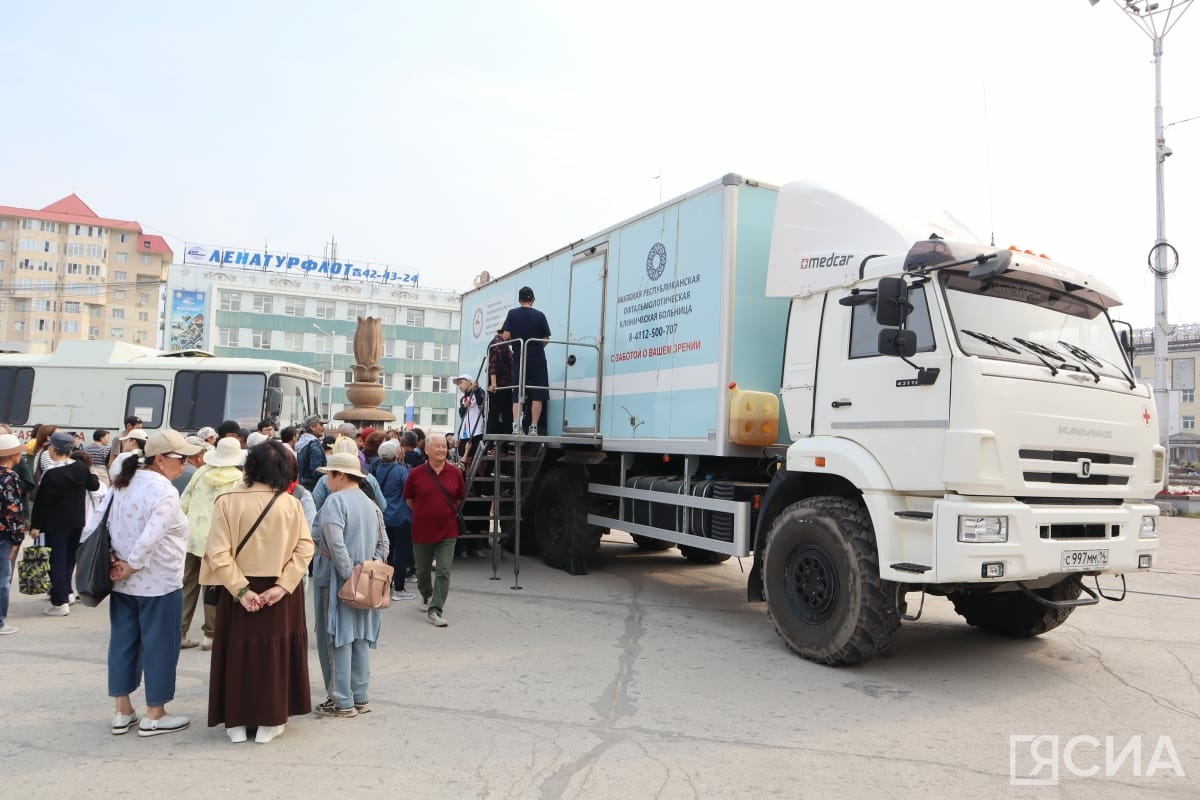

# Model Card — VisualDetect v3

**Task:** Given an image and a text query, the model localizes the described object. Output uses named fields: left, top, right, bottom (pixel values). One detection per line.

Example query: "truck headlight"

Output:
left=958, top=516, right=1008, bottom=543
left=1139, top=515, right=1158, bottom=539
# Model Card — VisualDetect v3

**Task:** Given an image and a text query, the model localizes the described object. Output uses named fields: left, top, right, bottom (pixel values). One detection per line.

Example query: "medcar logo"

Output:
left=798, top=252, right=854, bottom=270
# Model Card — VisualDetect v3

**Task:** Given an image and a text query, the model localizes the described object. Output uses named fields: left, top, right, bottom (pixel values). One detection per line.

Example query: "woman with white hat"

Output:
left=312, top=452, right=388, bottom=718
left=178, top=437, right=246, bottom=651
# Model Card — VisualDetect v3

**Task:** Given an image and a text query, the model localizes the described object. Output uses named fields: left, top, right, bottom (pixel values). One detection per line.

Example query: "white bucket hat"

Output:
left=317, top=451, right=366, bottom=479
left=204, top=436, right=246, bottom=467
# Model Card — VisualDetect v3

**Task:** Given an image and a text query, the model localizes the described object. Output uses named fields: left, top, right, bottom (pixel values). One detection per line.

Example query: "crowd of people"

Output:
left=0, top=412, right=476, bottom=743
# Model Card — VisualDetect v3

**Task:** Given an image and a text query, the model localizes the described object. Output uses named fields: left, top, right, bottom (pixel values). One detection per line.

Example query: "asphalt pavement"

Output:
left=3, top=522, right=1198, bottom=799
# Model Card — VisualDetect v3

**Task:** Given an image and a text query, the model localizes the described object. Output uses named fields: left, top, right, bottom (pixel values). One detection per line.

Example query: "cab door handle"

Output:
left=831, top=400, right=852, bottom=408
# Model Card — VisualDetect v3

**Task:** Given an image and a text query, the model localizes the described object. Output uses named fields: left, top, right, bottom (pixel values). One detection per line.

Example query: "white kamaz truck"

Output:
left=458, top=174, right=1163, bottom=665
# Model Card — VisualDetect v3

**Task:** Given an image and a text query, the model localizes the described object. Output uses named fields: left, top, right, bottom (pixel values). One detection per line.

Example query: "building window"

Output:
left=40, top=220, right=57, bottom=232
left=63, top=320, right=80, bottom=334
left=135, top=330, right=147, bottom=343
left=1184, top=389, right=1195, bottom=404
left=138, top=312, right=149, bottom=322
left=114, top=290, right=126, bottom=300
left=431, top=375, right=448, bottom=392
left=316, top=335, right=333, bottom=354
left=383, top=340, right=395, bottom=358
left=428, top=309, right=452, bottom=329
left=13, top=321, right=24, bottom=332
left=432, top=343, right=450, bottom=361
left=252, top=293, right=273, bottom=313
left=110, top=327, right=125, bottom=339
left=20, top=219, right=36, bottom=230
left=1185, top=416, right=1196, bottom=431
left=111, top=308, right=125, bottom=319
left=284, top=296, right=305, bottom=316
left=139, top=293, right=150, bottom=305
left=86, top=244, right=103, bottom=258
left=404, top=341, right=420, bottom=359
left=405, top=308, right=424, bottom=326
left=142, top=254, right=153, bottom=265
left=399, top=374, right=413, bottom=391
left=346, top=302, right=367, bottom=321
left=85, top=264, right=101, bottom=277
left=116, top=252, right=128, bottom=263
left=114, top=271, right=127, bottom=281
left=343, top=369, right=356, bottom=384
left=344, top=339, right=356, bottom=356
left=251, top=329, right=272, bottom=349
left=118, top=233, right=129, bottom=243
left=315, top=300, right=335, bottom=319
left=219, top=328, right=240, bottom=347
left=431, top=410, right=448, bottom=427
left=284, top=332, right=304, bottom=350
left=220, top=291, right=241, bottom=311
left=65, top=262, right=81, bottom=275
left=37, top=260, right=54, bottom=272
left=89, top=326, right=100, bottom=339
left=64, top=302, right=80, bottom=313
left=89, top=306, right=101, bottom=318
left=381, top=307, right=396, bottom=324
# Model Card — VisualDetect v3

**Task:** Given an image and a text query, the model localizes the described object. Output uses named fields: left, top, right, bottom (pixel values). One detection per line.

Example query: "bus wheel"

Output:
left=762, top=496, right=900, bottom=666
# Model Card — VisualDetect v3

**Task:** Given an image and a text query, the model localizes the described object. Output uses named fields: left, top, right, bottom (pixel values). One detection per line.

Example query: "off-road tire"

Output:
left=762, top=496, right=900, bottom=666
left=948, top=576, right=1083, bottom=638
left=631, top=535, right=674, bottom=551
left=534, top=467, right=601, bottom=575
left=679, top=545, right=731, bottom=564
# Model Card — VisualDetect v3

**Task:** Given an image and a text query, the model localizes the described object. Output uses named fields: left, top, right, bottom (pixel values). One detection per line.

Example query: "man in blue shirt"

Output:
left=501, top=286, right=551, bottom=436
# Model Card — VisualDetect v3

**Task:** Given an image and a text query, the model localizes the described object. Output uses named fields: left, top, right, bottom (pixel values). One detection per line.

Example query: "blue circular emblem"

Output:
left=646, top=242, right=667, bottom=281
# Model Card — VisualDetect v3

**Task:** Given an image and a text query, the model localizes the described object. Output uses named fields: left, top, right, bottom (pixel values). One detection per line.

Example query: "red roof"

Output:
left=0, top=192, right=142, bottom=231
left=138, top=234, right=173, bottom=256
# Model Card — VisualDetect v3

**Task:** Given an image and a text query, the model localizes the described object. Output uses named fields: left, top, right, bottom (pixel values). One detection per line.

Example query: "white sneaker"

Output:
left=417, top=598, right=429, bottom=613
left=255, top=724, right=285, bottom=743
left=226, top=725, right=247, bottom=743
left=68, top=593, right=79, bottom=605
left=44, top=603, right=70, bottom=617
left=528, top=425, right=539, bottom=436
left=511, top=423, right=521, bottom=435
left=111, top=711, right=139, bottom=735
left=391, top=590, right=415, bottom=600
left=428, top=611, right=448, bottom=627
left=0, top=624, right=19, bottom=635
left=138, top=713, right=190, bottom=737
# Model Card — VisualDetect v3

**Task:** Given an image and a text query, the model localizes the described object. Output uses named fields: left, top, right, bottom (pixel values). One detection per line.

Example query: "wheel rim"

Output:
left=786, top=544, right=839, bottom=625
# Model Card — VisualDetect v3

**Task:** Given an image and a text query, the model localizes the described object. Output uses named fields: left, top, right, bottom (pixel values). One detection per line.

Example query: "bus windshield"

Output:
left=270, top=373, right=319, bottom=431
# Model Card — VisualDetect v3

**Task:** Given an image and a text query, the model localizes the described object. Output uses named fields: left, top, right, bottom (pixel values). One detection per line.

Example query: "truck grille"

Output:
left=1019, top=448, right=1133, bottom=487
left=1038, top=523, right=1119, bottom=540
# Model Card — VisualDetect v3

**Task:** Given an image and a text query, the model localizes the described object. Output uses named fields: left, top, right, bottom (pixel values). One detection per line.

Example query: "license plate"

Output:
left=1061, top=549, right=1109, bottom=571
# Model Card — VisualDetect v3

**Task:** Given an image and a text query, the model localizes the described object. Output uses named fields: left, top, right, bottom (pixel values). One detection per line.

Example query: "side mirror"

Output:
left=266, top=387, right=283, bottom=418
left=875, top=277, right=911, bottom=326
left=879, top=329, right=917, bottom=358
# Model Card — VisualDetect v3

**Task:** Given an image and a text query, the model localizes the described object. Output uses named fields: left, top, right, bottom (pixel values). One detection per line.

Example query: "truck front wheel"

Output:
left=762, top=496, right=900, bottom=666
left=948, top=576, right=1083, bottom=638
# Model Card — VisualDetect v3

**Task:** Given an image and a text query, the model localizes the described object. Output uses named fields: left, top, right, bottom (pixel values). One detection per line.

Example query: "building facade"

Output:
left=1132, top=324, right=1200, bottom=464
left=166, top=260, right=463, bottom=431
left=0, top=194, right=172, bottom=353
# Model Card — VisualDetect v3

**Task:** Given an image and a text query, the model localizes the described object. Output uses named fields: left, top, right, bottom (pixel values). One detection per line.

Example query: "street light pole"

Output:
left=312, top=323, right=334, bottom=417
left=1092, top=0, right=1193, bottom=449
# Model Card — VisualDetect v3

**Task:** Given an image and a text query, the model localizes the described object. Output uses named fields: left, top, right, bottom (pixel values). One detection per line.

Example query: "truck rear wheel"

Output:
left=679, top=545, right=731, bottom=564
left=534, top=467, right=600, bottom=575
left=762, top=496, right=900, bottom=666
left=948, top=576, right=1083, bottom=638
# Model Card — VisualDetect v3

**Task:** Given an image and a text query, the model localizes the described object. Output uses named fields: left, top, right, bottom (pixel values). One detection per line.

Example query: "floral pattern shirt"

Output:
left=107, top=468, right=188, bottom=597
left=0, top=466, right=26, bottom=544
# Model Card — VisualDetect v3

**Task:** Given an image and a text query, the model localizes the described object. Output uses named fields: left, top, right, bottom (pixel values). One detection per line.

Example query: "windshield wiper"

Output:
left=1012, top=337, right=1060, bottom=376
left=1058, top=340, right=1135, bottom=388
left=961, top=329, right=1021, bottom=354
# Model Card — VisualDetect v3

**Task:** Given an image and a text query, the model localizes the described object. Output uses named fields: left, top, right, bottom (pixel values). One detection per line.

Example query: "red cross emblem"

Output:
left=1142, top=407, right=1152, bottom=426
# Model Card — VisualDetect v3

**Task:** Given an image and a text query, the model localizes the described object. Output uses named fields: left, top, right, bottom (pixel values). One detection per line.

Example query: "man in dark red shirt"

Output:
left=403, top=435, right=464, bottom=627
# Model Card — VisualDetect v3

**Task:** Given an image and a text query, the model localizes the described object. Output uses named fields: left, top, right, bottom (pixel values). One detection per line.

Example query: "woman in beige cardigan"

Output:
left=202, top=440, right=313, bottom=744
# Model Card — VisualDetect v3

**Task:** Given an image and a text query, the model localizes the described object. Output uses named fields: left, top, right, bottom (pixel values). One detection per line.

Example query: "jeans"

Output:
left=413, top=538, right=455, bottom=615
left=331, top=638, right=369, bottom=710
left=386, top=523, right=413, bottom=590
left=46, top=528, right=81, bottom=607
left=0, top=539, right=12, bottom=626
left=108, top=589, right=184, bottom=707
left=313, top=581, right=333, bottom=696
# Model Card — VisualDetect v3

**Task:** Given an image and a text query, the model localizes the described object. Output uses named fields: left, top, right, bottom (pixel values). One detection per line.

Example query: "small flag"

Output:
left=404, top=393, right=415, bottom=430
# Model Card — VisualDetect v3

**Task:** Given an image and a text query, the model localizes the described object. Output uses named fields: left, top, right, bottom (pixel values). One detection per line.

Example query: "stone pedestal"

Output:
left=334, top=316, right=397, bottom=428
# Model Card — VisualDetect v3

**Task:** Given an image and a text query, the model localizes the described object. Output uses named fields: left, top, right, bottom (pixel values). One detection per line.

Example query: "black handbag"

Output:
left=204, top=491, right=282, bottom=605
left=75, top=500, right=114, bottom=607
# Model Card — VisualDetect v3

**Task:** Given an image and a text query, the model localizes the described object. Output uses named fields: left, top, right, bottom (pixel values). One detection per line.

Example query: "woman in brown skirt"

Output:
left=202, top=440, right=314, bottom=744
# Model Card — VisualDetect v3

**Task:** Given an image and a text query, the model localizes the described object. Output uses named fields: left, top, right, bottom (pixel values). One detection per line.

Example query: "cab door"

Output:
left=812, top=283, right=951, bottom=490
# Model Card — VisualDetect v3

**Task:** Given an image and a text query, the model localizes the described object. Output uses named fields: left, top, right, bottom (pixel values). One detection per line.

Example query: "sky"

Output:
left=3, top=0, right=1198, bottom=328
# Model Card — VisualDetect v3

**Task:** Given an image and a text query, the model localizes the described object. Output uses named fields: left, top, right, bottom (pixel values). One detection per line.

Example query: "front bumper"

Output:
left=931, top=496, right=1158, bottom=584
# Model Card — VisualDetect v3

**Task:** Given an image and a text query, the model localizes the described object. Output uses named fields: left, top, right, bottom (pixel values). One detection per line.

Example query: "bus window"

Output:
left=270, top=374, right=318, bottom=430
left=0, top=367, right=34, bottom=425
left=126, top=384, right=166, bottom=428
left=170, top=371, right=266, bottom=431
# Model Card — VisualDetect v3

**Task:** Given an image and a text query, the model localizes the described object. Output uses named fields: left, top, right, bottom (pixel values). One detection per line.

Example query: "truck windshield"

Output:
left=938, top=270, right=1133, bottom=383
